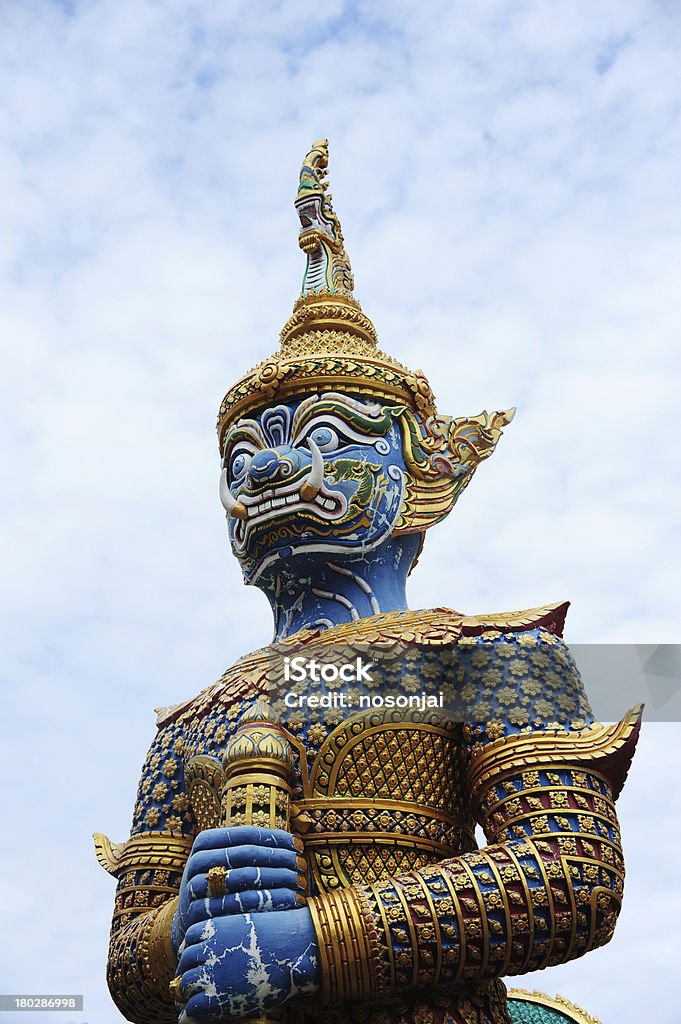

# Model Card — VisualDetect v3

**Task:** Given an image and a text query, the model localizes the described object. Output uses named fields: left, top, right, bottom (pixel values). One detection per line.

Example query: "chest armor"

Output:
left=163, top=605, right=567, bottom=893
left=148, top=605, right=570, bottom=1024
left=182, top=693, right=477, bottom=893
left=174, top=609, right=491, bottom=892
left=293, top=711, right=476, bottom=892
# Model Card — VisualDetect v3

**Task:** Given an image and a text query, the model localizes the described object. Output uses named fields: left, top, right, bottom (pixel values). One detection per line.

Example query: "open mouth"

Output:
left=232, top=477, right=348, bottom=551
left=221, top=438, right=352, bottom=553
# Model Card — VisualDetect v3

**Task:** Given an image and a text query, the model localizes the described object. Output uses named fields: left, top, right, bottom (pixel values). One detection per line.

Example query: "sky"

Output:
left=0, top=0, right=680, bottom=1021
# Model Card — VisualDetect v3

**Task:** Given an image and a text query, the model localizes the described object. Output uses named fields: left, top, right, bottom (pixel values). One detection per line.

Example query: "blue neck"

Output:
left=257, top=535, right=422, bottom=641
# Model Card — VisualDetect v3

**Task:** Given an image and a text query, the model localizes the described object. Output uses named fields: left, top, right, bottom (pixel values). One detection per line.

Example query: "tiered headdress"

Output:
left=217, top=140, right=513, bottom=534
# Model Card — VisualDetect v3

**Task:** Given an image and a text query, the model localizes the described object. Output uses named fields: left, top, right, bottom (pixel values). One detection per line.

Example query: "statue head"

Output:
left=217, top=140, right=514, bottom=587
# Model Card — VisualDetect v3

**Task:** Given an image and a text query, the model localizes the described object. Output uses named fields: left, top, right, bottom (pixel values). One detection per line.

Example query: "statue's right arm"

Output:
left=94, top=721, right=195, bottom=1023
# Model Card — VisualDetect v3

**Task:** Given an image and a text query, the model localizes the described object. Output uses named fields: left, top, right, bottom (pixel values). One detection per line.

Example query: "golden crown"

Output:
left=216, top=139, right=437, bottom=453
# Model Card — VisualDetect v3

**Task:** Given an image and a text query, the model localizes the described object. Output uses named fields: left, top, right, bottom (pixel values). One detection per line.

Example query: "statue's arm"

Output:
left=94, top=721, right=194, bottom=1023
left=306, top=632, right=641, bottom=1004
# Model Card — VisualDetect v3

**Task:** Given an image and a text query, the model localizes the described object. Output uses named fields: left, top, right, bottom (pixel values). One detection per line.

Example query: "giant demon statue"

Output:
left=95, top=140, right=640, bottom=1024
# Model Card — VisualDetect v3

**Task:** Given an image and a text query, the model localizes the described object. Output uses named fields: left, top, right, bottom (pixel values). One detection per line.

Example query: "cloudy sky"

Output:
left=1, top=1, right=679, bottom=1021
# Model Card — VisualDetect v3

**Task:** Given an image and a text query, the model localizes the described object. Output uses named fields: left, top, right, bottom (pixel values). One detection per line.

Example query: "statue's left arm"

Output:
left=94, top=721, right=194, bottom=1023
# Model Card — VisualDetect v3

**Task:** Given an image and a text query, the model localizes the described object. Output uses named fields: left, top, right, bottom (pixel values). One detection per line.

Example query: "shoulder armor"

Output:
left=290, top=606, right=464, bottom=646
left=459, top=600, right=569, bottom=638
left=93, top=830, right=192, bottom=878
left=154, top=602, right=569, bottom=727
left=155, top=646, right=275, bottom=728
left=468, top=704, right=643, bottom=803
left=289, top=602, right=569, bottom=645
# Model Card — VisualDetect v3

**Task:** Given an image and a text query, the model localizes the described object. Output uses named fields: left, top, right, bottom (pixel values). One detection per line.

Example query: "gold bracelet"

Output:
left=145, top=897, right=179, bottom=984
left=308, top=887, right=378, bottom=1004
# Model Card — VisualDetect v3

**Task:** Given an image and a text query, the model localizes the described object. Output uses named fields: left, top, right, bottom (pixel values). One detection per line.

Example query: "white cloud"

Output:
left=0, top=1, right=679, bottom=1021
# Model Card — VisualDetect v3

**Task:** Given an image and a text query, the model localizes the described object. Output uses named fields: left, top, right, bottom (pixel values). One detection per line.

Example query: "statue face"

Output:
left=221, top=392, right=407, bottom=583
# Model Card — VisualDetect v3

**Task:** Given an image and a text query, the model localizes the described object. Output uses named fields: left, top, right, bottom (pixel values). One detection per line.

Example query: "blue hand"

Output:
left=175, top=907, right=320, bottom=1020
left=171, top=826, right=306, bottom=955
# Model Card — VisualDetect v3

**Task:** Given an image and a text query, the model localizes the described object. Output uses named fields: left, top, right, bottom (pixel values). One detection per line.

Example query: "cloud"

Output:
left=0, top=1, right=679, bottom=1020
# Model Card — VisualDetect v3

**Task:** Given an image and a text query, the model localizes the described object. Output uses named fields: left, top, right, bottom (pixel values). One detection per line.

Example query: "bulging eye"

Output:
left=307, top=426, right=339, bottom=453
left=230, top=451, right=252, bottom=480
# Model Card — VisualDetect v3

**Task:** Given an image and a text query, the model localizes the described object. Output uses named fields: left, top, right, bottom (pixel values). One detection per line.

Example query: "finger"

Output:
left=192, top=826, right=304, bottom=854
left=171, top=965, right=205, bottom=1005
left=183, top=918, right=232, bottom=954
left=179, top=930, right=214, bottom=972
left=168, top=962, right=200, bottom=1003
left=189, top=866, right=303, bottom=900
left=178, top=945, right=203, bottom=976
left=178, top=989, right=222, bottom=1024
left=186, top=844, right=305, bottom=878
left=186, top=888, right=304, bottom=926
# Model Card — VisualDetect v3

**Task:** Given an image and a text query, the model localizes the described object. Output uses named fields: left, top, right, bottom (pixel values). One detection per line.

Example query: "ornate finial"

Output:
left=220, top=696, right=296, bottom=832
left=222, top=697, right=295, bottom=771
left=239, top=694, right=275, bottom=724
left=295, top=139, right=354, bottom=298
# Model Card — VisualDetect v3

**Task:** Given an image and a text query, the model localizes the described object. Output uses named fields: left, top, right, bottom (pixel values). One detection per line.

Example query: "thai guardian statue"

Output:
left=95, top=140, right=640, bottom=1024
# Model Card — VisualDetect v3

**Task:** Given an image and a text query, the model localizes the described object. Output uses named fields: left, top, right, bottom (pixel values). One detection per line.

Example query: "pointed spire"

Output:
left=294, top=139, right=355, bottom=298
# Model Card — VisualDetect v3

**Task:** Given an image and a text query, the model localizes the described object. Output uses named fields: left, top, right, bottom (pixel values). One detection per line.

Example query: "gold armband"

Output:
left=469, top=705, right=643, bottom=807
left=308, top=887, right=381, bottom=1004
